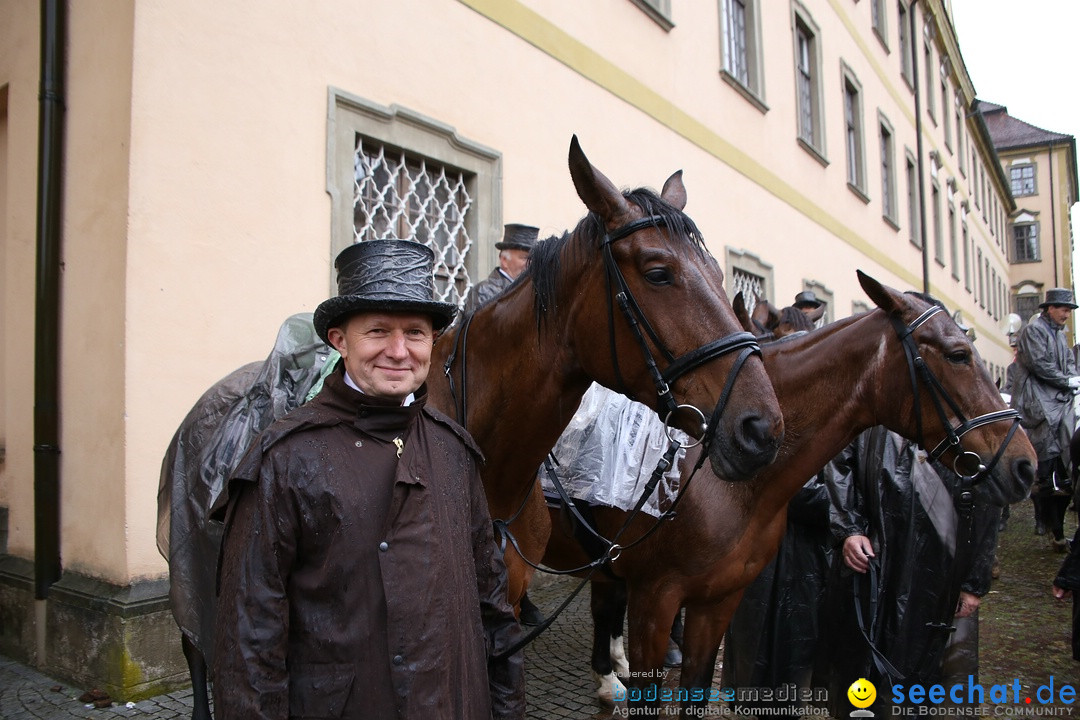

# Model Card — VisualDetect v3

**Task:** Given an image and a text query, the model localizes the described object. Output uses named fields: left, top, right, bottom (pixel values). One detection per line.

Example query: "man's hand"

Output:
left=843, top=535, right=875, bottom=573
left=1068, top=376, right=1080, bottom=390
left=955, top=591, right=981, bottom=618
left=1053, top=584, right=1073, bottom=600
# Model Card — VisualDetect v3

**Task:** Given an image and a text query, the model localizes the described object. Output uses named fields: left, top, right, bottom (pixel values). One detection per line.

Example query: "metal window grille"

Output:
left=352, top=136, right=475, bottom=307
left=731, top=267, right=765, bottom=315
left=724, top=0, right=749, bottom=86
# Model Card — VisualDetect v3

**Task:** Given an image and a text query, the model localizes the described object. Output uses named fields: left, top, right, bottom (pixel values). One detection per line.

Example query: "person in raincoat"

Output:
left=1052, top=525, right=1080, bottom=661
left=814, top=426, right=1003, bottom=717
left=1011, top=288, right=1080, bottom=552
left=463, top=223, right=538, bottom=314
left=212, top=238, right=524, bottom=720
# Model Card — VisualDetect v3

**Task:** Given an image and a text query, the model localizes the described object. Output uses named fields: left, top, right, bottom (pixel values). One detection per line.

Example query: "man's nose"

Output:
left=384, top=332, right=408, bottom=357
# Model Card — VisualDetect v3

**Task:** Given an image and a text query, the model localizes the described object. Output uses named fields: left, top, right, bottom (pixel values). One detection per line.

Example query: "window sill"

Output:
left=883, top=214, right=900, bottom=231
left=1010, top=258, right=1042, bottom=265
left=720, top=70, right=769, bottom=114
left=629, top=0, right=674, bottom=31
left=848, top=182, right=871, bottom=204
left=873, top=27, right=890, bottom=53
left=798, top=137, right=829, bottom=167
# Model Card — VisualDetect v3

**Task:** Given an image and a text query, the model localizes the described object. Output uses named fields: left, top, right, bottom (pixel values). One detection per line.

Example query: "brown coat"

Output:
left=212, top=370, right=524, bottom=719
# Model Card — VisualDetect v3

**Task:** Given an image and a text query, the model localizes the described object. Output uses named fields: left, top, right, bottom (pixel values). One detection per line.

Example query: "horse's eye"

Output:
left=946, top=351, right=970, bottom=365
left=644, top=267, right=673, bottom=286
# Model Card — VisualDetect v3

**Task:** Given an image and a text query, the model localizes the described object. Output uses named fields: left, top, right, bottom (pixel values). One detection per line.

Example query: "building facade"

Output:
left=979, top=101, right=1078, bottom=339
left=0, top=0, right=1039, bottom=698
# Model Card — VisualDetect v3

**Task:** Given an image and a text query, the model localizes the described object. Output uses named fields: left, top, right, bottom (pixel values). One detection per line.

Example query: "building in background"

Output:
left=0, top=0, right=1058, bottom=698
left=978, top=101, right=1078, bottom=337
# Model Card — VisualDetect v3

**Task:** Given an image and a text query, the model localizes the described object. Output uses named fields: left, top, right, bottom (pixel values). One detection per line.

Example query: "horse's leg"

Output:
left=609, top=581, right=630, bottom=678
left=677, top=596, right=742, bottom=717
left=589, top=580, right=628, bottom=706
left=624, top=587, right=682, bottom=717
left=665, top=608, right=684, bottom=667
left=181, top=633, right=213, bottom=720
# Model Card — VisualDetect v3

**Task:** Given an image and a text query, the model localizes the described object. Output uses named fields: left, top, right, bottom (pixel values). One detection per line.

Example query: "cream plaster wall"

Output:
left=2, top=0, right=1023, bottom=583
left=0, top=0, right=47, bottom=561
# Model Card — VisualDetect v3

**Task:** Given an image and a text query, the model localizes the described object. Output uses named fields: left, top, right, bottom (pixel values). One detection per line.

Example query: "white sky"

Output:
left=948, top=0, right=1080, bottom=284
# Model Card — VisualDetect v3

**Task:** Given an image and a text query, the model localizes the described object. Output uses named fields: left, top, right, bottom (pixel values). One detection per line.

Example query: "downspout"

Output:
left=34, top=0, right=66, bottom=599
left=911, top=0, right=930, bottom=293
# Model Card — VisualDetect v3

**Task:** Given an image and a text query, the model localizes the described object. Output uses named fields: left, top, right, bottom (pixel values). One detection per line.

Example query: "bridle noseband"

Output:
left=601, top=214, right=761, bottom=447
left=890, top=304, right=1022, bottom=485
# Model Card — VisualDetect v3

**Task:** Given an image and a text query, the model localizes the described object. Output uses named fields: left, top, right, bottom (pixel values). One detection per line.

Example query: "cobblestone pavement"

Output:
left=0, top=573, right=642, bottom=719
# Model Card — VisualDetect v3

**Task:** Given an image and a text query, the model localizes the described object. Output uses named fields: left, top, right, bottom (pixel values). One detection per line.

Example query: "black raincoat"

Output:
left=814, top=428, right=1001, bottom=716
left=211, top=369, right=524, bottom=720
left=1053, top=526, right=1080, bottom=661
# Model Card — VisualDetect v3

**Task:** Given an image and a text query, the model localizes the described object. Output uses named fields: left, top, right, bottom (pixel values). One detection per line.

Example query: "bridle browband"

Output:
left=601, top=214, right=761, bottom=442
left=890, top=304, right=1021, bottom=485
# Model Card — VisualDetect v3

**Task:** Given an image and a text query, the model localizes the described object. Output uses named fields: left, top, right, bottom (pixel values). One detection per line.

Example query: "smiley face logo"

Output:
left=847, top=678, right=876, bottom=709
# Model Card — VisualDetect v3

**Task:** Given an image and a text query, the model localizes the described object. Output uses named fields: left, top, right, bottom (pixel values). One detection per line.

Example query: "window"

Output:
left=1012, top=222, right=1040, bottom=263
left=630, top=0, right=674, bottom=31
left=949, top=204, right=958, bottom=279
left=962, top=223, right=971, bottom=291
left=925, top=42, right=935, bottom=120
left=932, top=183, right=943, bottom=265
left=954, top=93, right=964, bottom=169
left=726, top=247, right=774, bottom=314
left=803, top=280, right=834, bottom=326
left=977, top=248, right=984, bottom=308
left=871, top=0, right=888, bottom=46
left=328, top=90, right=501, bottom=307
left=1015, top=289, right=1040, bottom=325
left=843, top=70, right=865, bottom=194
left=906, top=152, right=919, bottom=247
left=880, top=119, right=897, bottom=224
left=941, top=74, right=951, bottom=150
left=1010, top=164, right=1036, bottom=196
left=898, top=2, right=913, bottom=84
left=794, top=7, right=825, bottom=158
left=720, top=0, right=764, bottom=105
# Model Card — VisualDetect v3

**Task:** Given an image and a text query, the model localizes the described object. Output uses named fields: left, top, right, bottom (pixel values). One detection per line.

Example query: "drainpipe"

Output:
left=1048, top=141, right=1058, bottom=287
left=911, top=0, right=930, bottom=294
left=34, top=0, right=66, bottom=600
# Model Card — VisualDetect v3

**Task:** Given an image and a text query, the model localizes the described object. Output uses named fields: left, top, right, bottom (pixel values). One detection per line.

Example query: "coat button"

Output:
left=379, top=541, right=389, bottom=552
left=393, top=654, right=404, bottom=665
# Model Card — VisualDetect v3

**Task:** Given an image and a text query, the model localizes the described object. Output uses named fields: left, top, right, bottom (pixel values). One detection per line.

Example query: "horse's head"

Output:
left=543, top=136, right=783, bottom=481
left=860, top=270, right=1036, bottom=504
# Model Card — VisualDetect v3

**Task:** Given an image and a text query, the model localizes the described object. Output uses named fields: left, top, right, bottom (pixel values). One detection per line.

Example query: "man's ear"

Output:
left=327, top=326, right=347, bottom=356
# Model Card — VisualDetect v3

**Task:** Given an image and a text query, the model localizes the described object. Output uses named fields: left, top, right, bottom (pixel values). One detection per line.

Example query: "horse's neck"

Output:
left=430, top=281, right=591, bottom=513
left=755, top=312, right=887, bottom=510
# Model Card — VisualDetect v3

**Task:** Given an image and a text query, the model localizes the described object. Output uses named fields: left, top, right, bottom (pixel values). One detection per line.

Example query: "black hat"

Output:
left=313, top=239, right=457, bottom=344
left=1040, top=288, right=1078, bottom=309
left=495, top=223, right=540, bottom=251
left=793, top=290, right=823, bottom=309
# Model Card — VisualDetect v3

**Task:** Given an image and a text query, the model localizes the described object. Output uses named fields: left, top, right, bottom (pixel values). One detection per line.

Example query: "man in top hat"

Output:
left=793, top=289, right=823, bottom=314
left=212, top=239, right=524, bottom=719
left=464, top=223, right=539, bottom=314
left=1011, top=287, right=1080, bottom=552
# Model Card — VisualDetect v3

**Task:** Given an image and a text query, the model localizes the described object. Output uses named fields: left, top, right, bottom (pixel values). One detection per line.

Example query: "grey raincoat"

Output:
left=1011, top=312, right=1077, bottom=465
left=464, top=267, right=513, bottom=314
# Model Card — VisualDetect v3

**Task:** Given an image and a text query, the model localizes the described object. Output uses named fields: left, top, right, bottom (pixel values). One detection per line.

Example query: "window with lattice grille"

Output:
left=352, top=139, right=474, bottom=306
left=328, top=90, right=501, bottom=312
left=731, top=267, right=766, bottom=315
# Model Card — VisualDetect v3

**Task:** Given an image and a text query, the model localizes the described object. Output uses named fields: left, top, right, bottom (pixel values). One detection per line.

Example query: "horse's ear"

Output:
left=858, top=270, right=905, bottom=314
left=733, top=291, right=753, bottom=333
left=568, top=135, right=631, bottom=220
left=751, top=295, right=770, bottom=325
left=766, top=302, right=781, bottom=330
left=660, top=170, right=687, bottom=211
left=806, top=304, right=827, bottom=323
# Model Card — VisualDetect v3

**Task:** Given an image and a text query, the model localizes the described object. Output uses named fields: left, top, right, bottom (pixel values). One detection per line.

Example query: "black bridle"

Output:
left=890, top=304, right=1022, bottom=487
left=601, top=215, right=761, bottom=444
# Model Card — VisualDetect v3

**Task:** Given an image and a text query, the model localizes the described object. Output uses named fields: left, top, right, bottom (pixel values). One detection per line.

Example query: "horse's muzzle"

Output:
left=708, top=410, right=783, bottom=482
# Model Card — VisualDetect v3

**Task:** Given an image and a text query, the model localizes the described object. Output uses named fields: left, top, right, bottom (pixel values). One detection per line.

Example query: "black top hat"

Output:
left=793, top=290, right=823, bottom=309
left=495, top=223, right=540, bottom=251
left=313, top=239, right=457, bottom=344
left=1040, top=288, right=1078, bottom=309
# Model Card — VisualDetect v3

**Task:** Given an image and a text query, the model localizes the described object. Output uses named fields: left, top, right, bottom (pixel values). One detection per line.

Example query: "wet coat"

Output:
left=1053, top=526, right=1080, bottom=661
left=1011, top=313, right=1077, bottom=465
left=814, top=428, right=1001, bottom=717
left=156, top=313, right=331, bottom=665
left=464, top=267, right=513, bottom=314
left=721, top=470, right=835, bottom=711
left=212, top=369, right=525, bottom=720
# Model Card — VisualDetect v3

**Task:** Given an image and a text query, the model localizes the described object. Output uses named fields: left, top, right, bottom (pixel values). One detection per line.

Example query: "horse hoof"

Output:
left=594, top=671, right=626, bottom=707
left=663, top=639, right=683, bottom=668
left=609, top=636, right=630, bottom=677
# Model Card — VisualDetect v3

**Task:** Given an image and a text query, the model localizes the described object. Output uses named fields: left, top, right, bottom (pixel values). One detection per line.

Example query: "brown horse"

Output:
left=157, top=136, right=784, bottom=719
left=542, top=272, right=1036, bottom=715
left=429, top=134, right=784, bottom=609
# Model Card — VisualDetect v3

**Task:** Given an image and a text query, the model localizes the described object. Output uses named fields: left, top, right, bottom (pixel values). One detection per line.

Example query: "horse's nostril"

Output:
left=738, top=413, right=777, bottom=454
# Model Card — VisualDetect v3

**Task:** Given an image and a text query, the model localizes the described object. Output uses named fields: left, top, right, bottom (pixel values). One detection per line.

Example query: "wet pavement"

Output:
left=0, top=573, right=653, bottom=719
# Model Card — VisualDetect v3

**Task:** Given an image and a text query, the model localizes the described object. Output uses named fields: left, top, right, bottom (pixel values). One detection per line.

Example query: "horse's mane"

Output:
left=527, top=188, right=707, bottom=331
left=778, top=305, right=814, bottom=333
